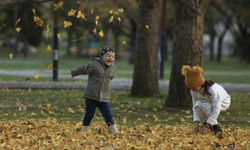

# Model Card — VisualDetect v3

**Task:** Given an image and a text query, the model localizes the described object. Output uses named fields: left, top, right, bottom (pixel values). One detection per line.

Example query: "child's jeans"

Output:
left=82, top=98, right=115, bottom=126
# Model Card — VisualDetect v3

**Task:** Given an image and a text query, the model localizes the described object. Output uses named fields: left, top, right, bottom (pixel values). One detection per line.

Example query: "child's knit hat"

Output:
left=100, top=46, right=114, bottom=57
left=181, top=65, right=205, bottom=89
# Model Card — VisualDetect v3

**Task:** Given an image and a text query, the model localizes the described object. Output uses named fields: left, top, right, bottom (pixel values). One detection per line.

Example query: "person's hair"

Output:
left=201, top=80, right=215, bottom=96
left=100, top=46, right=114, bottom=57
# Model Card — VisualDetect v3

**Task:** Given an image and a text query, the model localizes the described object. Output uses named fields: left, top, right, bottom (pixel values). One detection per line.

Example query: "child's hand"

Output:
left=193, top=121, right=199, bottom=133
left=201, top=122, right=212, bottom=134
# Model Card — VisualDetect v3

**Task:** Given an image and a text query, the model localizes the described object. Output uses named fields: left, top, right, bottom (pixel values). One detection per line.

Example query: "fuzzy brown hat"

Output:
left=181, top=65, right=205, bottom=89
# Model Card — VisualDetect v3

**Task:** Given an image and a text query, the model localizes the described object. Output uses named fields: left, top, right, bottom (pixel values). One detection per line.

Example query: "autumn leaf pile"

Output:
left=0, top=119, right=249, bottom=149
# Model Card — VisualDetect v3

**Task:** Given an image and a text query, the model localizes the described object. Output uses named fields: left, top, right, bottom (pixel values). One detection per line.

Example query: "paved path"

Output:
left=0, top=70, right=250, bottom=92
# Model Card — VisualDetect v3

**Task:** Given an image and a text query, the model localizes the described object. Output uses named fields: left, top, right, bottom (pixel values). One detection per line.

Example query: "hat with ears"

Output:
left=99, top=46, right=114, bottom=57
left=181, top=65, right=205, bottom=89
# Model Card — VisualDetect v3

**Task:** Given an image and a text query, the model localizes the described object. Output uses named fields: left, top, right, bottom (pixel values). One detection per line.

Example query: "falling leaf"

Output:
left=117, top=17, right=121, bottom=22
left=68, top=9, right=76, bottom=16
left=98, top=30, right=104, bottom=37
left=95, top=16, right=100, bottom=25
left=32, top=8, right=36, bottom=15
left=15, top=18, right=21, bottom=25
left=54, top=1, right=63, bottom=11
left=57, top=33, right=61, bottom=40
left=122, top=40, right=127, bottom=45
left=33, top=16, right=44, bottom=27
left=64, top=21, right=72, bottom=28
left=92, top=28, right=97, bottom=34
left=15, top=27, right=21, bottom=32
left=109, top=16, right=114, bottom=23
left=77, top=11, right=86, bottom=20
left=118, top=8, right=124, bottom=13
left=90, top=8, right=94, bottom=14
left=47, top=64, right=53, bottom=70
left=109, top=10, right=114, bottom=14
left=47, top=45, right=52, bottom=52
left=46, top=24, right=50, bottom=38
left=34, top=74, right=40, bottom=80
left=9, top=53, right=14, bottom=61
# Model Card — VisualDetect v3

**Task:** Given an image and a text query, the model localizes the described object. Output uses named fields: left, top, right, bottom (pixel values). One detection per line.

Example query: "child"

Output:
left=181, top=65, right=231, bottom=138
left=71, top=46, right=119, bottom=135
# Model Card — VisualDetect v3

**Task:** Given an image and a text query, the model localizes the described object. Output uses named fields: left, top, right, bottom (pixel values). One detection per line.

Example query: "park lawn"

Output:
left=0, top=89, right=249, bottom=149
left=0, top=89, right=249, bottom=126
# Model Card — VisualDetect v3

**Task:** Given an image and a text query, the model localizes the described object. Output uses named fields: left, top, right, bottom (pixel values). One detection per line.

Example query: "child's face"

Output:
left=101, top=51, right=115, bottom=66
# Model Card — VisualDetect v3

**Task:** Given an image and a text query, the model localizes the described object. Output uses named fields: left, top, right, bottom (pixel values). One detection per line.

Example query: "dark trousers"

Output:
left=82, top=98, right=115, bottom=126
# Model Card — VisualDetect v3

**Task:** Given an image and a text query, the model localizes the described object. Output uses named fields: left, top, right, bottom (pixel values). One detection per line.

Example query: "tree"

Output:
left=131, top=0, right=161, bottom=97
left=227, top=0, right=250, bottom=62
left=166, top=0, right=211, bottom=108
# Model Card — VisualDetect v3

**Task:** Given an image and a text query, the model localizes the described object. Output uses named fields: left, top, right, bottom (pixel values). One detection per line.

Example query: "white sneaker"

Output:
left=108, top=124, right=119, bottom=135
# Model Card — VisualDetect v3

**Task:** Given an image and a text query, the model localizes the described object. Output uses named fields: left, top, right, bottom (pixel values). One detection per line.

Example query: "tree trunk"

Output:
left=128, top=19, right=137, bottom=64
left=216, top=31, right=225, bottom=62
left=131, top=0, right=161, bottom=97
left=165, top=0, right=211, bottom=108
left=67, top=30, right=73, bottom=57
left=209, top=34, right=215, bottom=61
left=217, top=15, right=231, bottom=62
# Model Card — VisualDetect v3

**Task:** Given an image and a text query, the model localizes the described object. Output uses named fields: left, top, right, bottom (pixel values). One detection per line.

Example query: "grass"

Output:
left=0, top=89, right=249, bottom=127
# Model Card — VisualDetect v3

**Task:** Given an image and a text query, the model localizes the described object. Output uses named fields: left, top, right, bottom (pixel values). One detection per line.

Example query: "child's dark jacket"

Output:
left=71, top=57, right=116, bottom=102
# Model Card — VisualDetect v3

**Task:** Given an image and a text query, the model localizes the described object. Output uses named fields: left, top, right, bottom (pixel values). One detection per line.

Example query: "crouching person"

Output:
left=181, top=65, right=231, bottom=138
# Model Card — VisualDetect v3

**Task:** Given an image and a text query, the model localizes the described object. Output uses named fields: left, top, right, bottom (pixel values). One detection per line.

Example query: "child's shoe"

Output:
left=82, top=126, right=88, bottom=133
left=108, top=124, right=119, bottom=135
left=212, top=125, right=223, bottom=139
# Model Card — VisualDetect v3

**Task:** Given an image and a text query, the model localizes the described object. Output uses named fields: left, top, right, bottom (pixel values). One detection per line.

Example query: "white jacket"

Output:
left=191, top=83, right=231, bottom=125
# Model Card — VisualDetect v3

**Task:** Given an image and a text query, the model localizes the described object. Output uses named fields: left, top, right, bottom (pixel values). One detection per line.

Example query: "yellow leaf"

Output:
left=118, top=17, right=121, bottom=22
left=118, top=8, right=124, bottom=13
left=95, top=16, right=100, bottom=25
left=57, top=33, right=61, bottom=40
left=92, top=28, right=97, bottom=34
left=46, top=24, right=50, bottom=38
left=47, top=45, right=52, bottom=52
left=33, top=16, right=44, bottom=27
left=9, top=53, right=14, bottom=61
left=77, top=11, right=86, bottom=20
left=109, top=16, right=114, bottom=23
left=122, top=40, right=127, bottom=45
left=32, top=8, right=36, bottom=15
left=90, top=8, right=94, bottom=14
left=64, top=21, right=72, bottom=28
left=47, top=64, right=53, bottom=70
left=34, top=74, right=40, bottom=80
left=15, top=27, right=21, bottom=32
left=68, top=9, right=76, bottom=16
left=98, top=31, right=104, bottom=37
left=54, top=1, right=63, bottom=11
left=109, top=10, right=114, bottom=14
left=15, top=18, right=21, bottom=25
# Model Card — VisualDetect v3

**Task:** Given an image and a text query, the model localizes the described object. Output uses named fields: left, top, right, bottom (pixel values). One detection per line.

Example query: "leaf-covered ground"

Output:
left=1, top=119, right=249, bottom=149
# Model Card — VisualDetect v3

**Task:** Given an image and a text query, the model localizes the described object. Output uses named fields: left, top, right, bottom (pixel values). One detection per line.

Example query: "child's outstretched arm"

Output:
left=71, top=65, right=89, bottom=78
